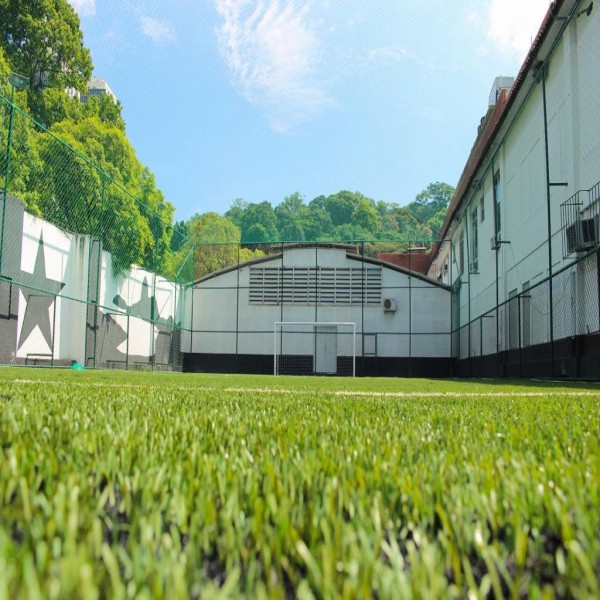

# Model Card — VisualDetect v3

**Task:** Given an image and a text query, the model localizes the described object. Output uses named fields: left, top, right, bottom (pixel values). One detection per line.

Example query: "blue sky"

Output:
left=68, top=0, right=550, bottom=220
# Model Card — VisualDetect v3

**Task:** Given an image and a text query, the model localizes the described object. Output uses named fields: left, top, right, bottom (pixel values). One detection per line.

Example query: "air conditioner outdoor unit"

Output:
left=469, top=260, right=479, bottom=274
left=490, top=235, right=500, bottom=251
left=383, top=298, right=397, bottom=313
left=566, top=216, right=599, bottom=254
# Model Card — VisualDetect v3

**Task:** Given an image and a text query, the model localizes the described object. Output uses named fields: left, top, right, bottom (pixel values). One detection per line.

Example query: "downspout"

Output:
left=541, top=69, right=556, bottom=376
left=464, top=210, right=472, bottom=376
left=361, top=241, right=365, bottom=376
left=235, top=242, right=240, bottom=372
left=492, top=155, right=500, bottom=376
left=408, top=239, right=412, bottom=377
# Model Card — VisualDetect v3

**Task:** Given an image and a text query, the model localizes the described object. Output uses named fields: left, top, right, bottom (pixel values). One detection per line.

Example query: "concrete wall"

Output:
left=0, top=195, right=185, bottom=367
left=190, top=247, right=452, bottom=360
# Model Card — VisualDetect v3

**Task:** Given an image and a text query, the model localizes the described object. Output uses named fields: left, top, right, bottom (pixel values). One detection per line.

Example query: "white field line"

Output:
left=7, top=379, right=600, bottom=398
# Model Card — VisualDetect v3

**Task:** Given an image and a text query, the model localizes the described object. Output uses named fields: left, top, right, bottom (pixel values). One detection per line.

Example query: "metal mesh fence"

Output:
left=453, top=251, right=600, bottom=378
left=2, top=92, right=599, bottom=377
left=0, top=94, right=190, bottom=370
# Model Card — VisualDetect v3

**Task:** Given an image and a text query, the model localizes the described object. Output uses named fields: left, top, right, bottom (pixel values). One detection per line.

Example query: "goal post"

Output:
left=274, top=321, right=356, bottom=377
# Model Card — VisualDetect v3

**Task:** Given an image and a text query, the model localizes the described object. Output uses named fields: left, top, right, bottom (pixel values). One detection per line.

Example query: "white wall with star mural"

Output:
left=0, top=195, right=185, bottom=368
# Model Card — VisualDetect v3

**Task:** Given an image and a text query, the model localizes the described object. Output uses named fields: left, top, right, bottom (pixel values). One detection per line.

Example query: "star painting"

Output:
left=17, top=233, right=65, bottom=351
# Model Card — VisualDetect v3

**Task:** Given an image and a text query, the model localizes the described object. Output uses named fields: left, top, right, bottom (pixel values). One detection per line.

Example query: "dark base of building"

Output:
left=455, top=333, right=600, bottom=380
left=182, top=353, right=454, bottom=377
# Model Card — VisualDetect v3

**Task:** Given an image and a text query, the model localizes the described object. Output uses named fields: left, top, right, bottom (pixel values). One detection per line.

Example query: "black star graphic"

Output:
left=17, top=233, right=65, bottom=351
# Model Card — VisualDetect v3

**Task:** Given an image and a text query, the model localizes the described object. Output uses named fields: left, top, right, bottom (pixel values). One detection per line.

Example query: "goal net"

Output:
left=274, top=322, right=356, bottom=376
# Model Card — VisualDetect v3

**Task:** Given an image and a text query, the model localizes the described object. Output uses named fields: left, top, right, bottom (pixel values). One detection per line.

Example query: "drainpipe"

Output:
left=541, top=69, right=556, bottom=377
left=408, top=239, right=412, bottom=377
left=464, top=210, right=472, bottom=376
left=492, top=155, right=500, bottom=377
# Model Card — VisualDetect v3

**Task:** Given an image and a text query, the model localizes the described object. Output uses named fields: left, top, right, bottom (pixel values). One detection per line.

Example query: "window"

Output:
left=493, top=170, right=501, bottom=236
left=480, top=196, right=485, bottom=222
left=471, top=208, right=478, bottom=271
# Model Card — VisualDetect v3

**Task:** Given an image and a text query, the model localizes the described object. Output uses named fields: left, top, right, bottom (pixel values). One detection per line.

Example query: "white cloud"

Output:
left=486, top=0, right=550, bottom=58
left=68, top=0, right=96, bottom=17
left=367, top=44, right=414, bottom=67
left=215, top=0, right=335, bottom=134
left=140, top=15, right=177, bottom=45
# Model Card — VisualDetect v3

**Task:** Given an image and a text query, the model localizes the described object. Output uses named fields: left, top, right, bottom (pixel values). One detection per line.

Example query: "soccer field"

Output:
left=0, top=369, right=598, bottom=599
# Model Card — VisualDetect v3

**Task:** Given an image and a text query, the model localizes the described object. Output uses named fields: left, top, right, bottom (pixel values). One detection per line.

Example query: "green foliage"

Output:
left=20, top=87, right=83, bottom=129
left=406, top=182, right=455, bottom=239
left=0, top=8, right=173, bottom=276
left=0, top=370, right=598, bottom=598
left=187, top=212, right=264, bottom=279
left=82, top=95, right=126, bottom=132
left=0, top=0, right=92, bottom=97
left=240, top=202, right=278, bottom=244
left=218, top=186, right=453, bottom=248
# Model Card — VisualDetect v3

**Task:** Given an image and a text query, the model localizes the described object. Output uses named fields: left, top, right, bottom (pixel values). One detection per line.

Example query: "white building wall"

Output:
left=191, top=248, right=452, bottom=358
left=432, top=4, right=600, bottom=356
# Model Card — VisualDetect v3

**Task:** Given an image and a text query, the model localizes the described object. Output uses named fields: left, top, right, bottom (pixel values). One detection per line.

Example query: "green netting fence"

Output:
left=0, top=93, right=195, bottom=370
left=2, top=91, right=597, bottom=377
left=0, top=92, right=443, bottom=372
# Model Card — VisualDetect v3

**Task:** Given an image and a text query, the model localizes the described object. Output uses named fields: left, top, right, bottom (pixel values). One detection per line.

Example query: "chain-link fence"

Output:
left=453, top=251, right=600, bottom=379
left=2, top=92, right=599, bottom=377
left=0, top=94, right=192, bottom=370
left=1, top=92, right=448, bottom=373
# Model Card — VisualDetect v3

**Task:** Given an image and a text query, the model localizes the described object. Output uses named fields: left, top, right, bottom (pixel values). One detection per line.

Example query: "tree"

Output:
left=239, top=201, right=278, bottom=244
left=428, top=208, right=448, bottom=241
left=407, top=182, right=455, bottom=229
left=139, top=167, right=174, bottom=275
left=26, top=87, right=84, bottom=129
left=170, top=220, right=189, bottom=252
left=188, top=212, right=242, bottom=278
left=301, top=206, right=333, bottom=241
left=225, top=198, right=248, bottom=230
left=310, top=191, right=359, bottom=227
left=83, top=95, right=126, bottom=132
left=36, top=117, right=163, bottom=272
left=0, top=0, right=93, bottom=98
left=0, top=48, right=45, bottom=214
left=275, top=192, right=306, bottom=241
left=187, top=212, right=263, bottom=278
left=331, top=223, right=373, bottom=242
left=351, top=198, right=380, bottom=236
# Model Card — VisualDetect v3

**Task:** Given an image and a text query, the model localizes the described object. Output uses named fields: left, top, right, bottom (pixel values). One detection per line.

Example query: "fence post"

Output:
left=408, top=239, right=412, bottom=377
left=91, top=176, right=106, bottom=368
left=361, top=240, right=365, bottom=377
left=190, top=245, right=196, bottom=354
left=479, top=316, right=483, bottom=376
left=126, top=312, right=130, bottom=370
left=518, top=293, right=522, bottom=377
left=235, top=242, right=241, bottom=372
left=0, top=89, right=17, bottom=276
left=597, top=249, right=600, bottom=333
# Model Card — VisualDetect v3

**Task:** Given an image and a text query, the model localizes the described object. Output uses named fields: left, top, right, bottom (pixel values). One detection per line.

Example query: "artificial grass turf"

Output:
left=0, top=369, right=598, bottom=598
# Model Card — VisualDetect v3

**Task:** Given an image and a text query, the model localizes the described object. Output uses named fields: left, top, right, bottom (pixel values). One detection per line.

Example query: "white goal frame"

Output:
left=274, top=321, right=356, bottom=377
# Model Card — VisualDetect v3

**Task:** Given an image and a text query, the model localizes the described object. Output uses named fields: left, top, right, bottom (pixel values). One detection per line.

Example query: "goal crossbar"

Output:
left=274, top=321, right=356, bottom=377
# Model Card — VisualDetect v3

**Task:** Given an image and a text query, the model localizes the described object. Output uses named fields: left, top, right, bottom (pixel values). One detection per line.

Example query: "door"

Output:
left=314, top=325, right=337, bottom=374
